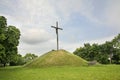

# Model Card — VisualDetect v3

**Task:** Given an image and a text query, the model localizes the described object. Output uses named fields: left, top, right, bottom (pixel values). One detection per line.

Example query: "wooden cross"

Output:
left=51, top=21, right=63, bottom=50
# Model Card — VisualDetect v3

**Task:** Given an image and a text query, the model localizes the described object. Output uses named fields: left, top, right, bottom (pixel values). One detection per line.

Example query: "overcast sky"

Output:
left=0, top=0, right=120, bottom=56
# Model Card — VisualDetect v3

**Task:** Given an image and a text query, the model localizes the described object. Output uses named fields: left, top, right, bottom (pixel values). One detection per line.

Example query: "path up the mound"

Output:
left=25, top=49, right=87, bottom=68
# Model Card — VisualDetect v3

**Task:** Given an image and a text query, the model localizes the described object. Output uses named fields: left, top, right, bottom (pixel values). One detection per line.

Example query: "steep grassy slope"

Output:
left=25, top=50, right=87, bottom=68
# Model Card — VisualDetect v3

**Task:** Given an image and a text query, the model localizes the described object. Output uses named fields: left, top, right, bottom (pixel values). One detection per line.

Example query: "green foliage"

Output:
left=74, top=34, right=120, bottom=64
left=74, top=43, right=100, bottom=62
left=24, top=53, right=38, bottom=63
left=25, top=50, right=87, bottom=68
left=7, top=26, right=20, bottom=45
left=0, top=33, right=6, bottom=42
left=0, top=65, right=120, bottom=80
left=0, top=16, right=7, bottom=29
left=9, top=53, right=38, bottom=66
left=9, top=54, right=25, bottom=66
left=112, top=34, right=120, bottom=48
left=0, top=16, right=21, bottom=67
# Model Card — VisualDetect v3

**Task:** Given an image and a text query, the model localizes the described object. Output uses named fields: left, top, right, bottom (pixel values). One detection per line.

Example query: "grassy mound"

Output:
left=25, top=49, right=87, bottom=68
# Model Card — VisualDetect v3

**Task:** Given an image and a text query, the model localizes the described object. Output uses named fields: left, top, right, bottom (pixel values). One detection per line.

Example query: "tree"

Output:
left=74, top=43, right=100, bottom=61
left=112, top=34, right=120, bottom=49
left=73, top=34, right=120, bottom=64
left=112, top=34, right=120, bottom=64
left=24, top=53, right=38, bottom=63
left=5, top=26, right=20, bottom=64
left=10, top=54, right=25, bottom=66
left=0, top=16, right=7, bottom=66
left=0, top=16, right=21, bottom=67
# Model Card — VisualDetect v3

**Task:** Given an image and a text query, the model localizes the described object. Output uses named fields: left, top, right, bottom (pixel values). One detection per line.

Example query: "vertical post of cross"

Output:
left=56, top=22, right=59, bottom=50
left=51, top=21, right=63, bottom=50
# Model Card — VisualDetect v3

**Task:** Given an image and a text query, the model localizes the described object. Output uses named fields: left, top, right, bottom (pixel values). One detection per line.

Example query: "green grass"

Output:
left=0, top=65, right=120, bottom=80
left=25, top=50, right=87, bottom=68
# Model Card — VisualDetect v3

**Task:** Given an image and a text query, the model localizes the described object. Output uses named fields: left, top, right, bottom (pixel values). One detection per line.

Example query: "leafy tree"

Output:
left=0, top=16, right=7, bottom=66
left=112, top=34, right=120, bottom=64
left=0, top=16, right=20, bottom=67
left=24, top=53, right=38, bottom=63
left=74, top=43, right=100, bottom=61
left=5, top=26, right=20, bottom=64
left=112, top=34, right=120, bottom=49
left=74, top=34, right=120, bottom=64
left=10, top=54, right=25, bottom=66
left=89, top=44, right=100, bottom=61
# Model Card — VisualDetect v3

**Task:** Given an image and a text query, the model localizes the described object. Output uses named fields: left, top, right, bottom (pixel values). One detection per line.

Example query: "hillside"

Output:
left=25, top=49, right=87, bottom=68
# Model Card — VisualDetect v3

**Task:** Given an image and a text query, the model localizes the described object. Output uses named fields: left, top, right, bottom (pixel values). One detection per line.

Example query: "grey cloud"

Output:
left=21, top=28, right=53, bottom=44
left=18, top=39, right=56, bottom=55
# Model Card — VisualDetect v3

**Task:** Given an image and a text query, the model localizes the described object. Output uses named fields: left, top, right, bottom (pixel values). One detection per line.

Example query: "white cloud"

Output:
left=19, top=0, right=59, bottom=27
left=84, top=35, right=115, bottom=45
left=18, top=38, right=56, bottom=56
left=21, top=28, right=52, bottom=44
left=104, top=0, right=120, bottom=28
left=60, top=35, right=115, bottom=53
left=79, top=0, right=102, bottom=24
left=49, top=0, right=101, bottom=23
left=1, top=0, right=119, bottom=56
left=0, top=0, right=59, bottom=55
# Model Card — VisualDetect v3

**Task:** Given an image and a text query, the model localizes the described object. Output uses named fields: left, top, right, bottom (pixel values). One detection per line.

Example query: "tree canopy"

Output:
left=74, top=34, right=120, bottom=64
left=24, top=53, right=38, bottom=63
left=0, top=16, right=21, bottom=67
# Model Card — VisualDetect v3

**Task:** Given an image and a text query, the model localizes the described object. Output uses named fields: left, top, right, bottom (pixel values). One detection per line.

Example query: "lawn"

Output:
left=0, top=65, right=120, bottom=80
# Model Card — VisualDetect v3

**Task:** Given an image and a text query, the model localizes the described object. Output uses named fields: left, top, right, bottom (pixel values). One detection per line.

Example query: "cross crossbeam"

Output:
left=51, top=21, right=63, bottom=50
